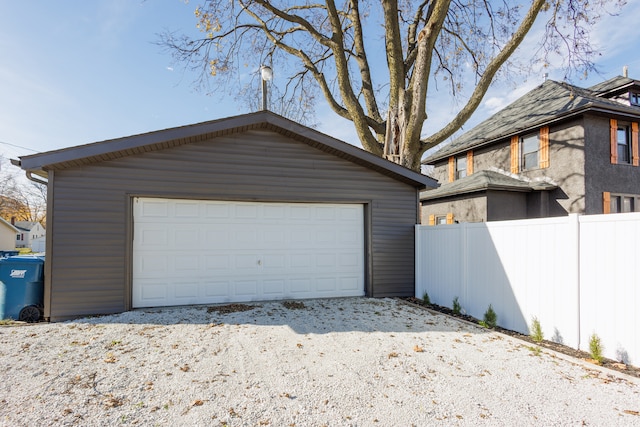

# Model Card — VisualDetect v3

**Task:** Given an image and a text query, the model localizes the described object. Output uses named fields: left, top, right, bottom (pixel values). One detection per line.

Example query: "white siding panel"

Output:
left=416, top=213, right=640, bottom=365
left=579, top=213, right=640, bottom=364
left=133, top=198, right=365, bottom=307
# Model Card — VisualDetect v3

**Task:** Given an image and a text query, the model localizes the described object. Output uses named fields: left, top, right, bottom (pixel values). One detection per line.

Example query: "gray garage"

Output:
left=17, top=112, right=436, bottom=321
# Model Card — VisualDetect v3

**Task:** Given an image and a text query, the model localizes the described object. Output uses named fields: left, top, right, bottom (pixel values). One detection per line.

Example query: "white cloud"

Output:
left=482, top=80, right=539, bottom=115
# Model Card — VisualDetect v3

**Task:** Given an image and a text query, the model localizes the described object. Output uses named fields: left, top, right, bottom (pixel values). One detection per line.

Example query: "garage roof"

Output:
left=18, top=111, right=437, bottom=189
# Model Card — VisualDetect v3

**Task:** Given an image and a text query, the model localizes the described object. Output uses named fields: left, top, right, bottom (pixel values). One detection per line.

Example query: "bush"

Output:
left=452, top=297, right=461, bottom=315
left=589, top=333, right=604, bottom=364
left=480, top=304, right=497, bottom=328
left=422, top=292, right=431, bottom=305
left=529, top=317, right=544, bottom=343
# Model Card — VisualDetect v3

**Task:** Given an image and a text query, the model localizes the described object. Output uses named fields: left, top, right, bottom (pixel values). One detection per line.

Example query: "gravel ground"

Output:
left=0, top=297, right=639, bottom=426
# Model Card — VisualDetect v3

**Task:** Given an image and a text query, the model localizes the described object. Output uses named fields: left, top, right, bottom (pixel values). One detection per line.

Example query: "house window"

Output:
left=614, top=194, right=638, bottom=213
left=455, top=155, right=467, bottom=179
left=429, top=213, right=454, bottom=225
left=520, top=133, right=539, bottom=171
left=630, top=92, right=640, bottom=106
left=607, top=193, right=640, bottom=213
left=617, top=125, right=631, bottom=164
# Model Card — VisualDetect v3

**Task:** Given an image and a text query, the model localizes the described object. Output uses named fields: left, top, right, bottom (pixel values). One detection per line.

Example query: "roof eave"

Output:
left=18, top=111, right=437, bottom=190
left=420, top=183, right=535, bottom=201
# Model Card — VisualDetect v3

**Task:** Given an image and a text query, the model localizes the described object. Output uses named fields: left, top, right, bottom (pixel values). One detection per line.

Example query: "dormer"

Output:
left=589, top=68, right=640, bottom=108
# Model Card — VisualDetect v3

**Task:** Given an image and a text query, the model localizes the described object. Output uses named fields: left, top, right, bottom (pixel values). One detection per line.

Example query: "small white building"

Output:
left=14, top=221, right=46, bottom=249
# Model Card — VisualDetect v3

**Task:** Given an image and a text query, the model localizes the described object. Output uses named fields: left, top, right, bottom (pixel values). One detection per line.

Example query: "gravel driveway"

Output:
left=1, top=297, right=639, bottom=426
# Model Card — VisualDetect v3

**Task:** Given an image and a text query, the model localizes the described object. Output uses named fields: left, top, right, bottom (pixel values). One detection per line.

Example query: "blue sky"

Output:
left=1, top=1, right=639, bottom=164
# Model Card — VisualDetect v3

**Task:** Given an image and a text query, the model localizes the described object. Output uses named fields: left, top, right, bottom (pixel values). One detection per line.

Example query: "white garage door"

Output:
left=132, top=198, right=365, bottom=308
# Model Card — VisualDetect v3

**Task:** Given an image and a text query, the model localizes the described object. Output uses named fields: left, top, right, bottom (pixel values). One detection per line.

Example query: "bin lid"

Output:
left=0, top=256, right=45, bottom=265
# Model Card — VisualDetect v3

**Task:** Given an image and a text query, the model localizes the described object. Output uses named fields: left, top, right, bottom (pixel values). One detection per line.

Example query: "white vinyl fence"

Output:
left=416, top=213, right=640, bottom=366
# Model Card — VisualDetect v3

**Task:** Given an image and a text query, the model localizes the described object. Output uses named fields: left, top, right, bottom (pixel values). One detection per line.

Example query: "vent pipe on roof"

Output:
left=623, top=65, right=629, bottom=78
left=543, top=72, right=548, bottom=82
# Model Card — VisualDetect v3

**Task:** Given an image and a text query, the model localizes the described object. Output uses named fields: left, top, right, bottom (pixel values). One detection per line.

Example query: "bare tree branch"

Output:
left=160, top=0, right=623, bottom=171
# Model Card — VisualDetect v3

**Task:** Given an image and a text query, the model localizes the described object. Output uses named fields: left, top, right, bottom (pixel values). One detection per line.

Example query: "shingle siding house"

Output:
left=17, top=112, right=437, bottom=321
left=421, top=75, right=640, bottom=224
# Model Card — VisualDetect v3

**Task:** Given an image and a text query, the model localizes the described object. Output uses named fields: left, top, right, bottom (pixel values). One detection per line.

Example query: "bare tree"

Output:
left=0, top=156, right=47, bottom=225
left=161, top=0, right=623, bottom=171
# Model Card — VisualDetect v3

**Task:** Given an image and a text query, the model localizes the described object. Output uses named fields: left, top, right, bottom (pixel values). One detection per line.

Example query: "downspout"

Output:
left=13, top=160, right=52, bottom=320
left=26, top=171, right=48, bottom=185
left=9, top=159, right=49, bottom=185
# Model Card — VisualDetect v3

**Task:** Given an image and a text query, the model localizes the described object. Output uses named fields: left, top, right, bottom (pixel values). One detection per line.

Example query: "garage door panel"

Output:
left=174, top=255, right=198, bottom=270
left=263, top=229, right=285, bottom=245
left=205, top=255, right=231, bottom=270
left=132, top=198, right=365, bottom=308
left=174, top=282, right=198, bottom=299
left=339, top=253, right=360, bottom=268
left=289, top=279, right=311, bottom=294
left=290, top=206, right=311, bottom=219
left=341, top=277, right=360, bottom=291
left=263, top=254, right=286, bottom=269
left=263, top=279, right=285, bottom=295
left=136, top=280, right=169, bottom=302
left=235, top=204, right=258, bottom=219
left=203, top=281, right=230, bottom=297
left=174, top=202, right=199, bottom=217
left=317, top=278, right=337, bottom=292
left=140, top=228, right=169, bottom=246
left=263, top=205, right=286, bottom=219
left=235, top=280, right=258, bottom=296
left=205, top=230, right=229, bottom=244
left=317, top=253, right=336, bottom=268
left=139, top=200, right=169, bottom=217
left=290, top=254, right=312, bottom=268
left=136, top=255, right=168, bottom=277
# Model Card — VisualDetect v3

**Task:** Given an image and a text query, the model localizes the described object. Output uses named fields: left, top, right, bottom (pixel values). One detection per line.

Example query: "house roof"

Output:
left=588, top=76, right=638, bottom=95
left=423, top=78, right=640, bottom=164
left=0, top=217, right=19, bottom=233
left=420, top=170, right=557, bottom=201
left=14, top=221, right=41, bottom=231
left=17, top=111, right=437, bottom=190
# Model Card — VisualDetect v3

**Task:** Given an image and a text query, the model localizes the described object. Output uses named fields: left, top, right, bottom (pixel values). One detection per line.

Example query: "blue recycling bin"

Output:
left=0, top=256, right=44, bottom=322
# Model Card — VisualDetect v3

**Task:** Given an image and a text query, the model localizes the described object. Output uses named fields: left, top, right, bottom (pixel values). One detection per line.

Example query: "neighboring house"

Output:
left=16, top=111, right=437, bottom=321
left=14, top=221, right=46, bottom=249
left=0, top=218, right=19, bottom=251
left=421, top=74, right=640, bottom=224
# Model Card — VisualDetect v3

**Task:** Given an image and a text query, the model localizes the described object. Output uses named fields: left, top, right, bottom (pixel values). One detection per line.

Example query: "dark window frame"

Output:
left=609, top=193, right=640, bottom=213
left=630, top=92, right=640, bottom=106
left=520, top=133, right=539, bottom=171
left=435, top=216, right=448, bottom=225
left=455, top=155, right=467, bottom=179
left=617, top=124, right=632, bottom=164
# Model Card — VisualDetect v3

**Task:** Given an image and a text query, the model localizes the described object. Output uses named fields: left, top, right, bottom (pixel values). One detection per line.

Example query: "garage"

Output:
left=16, top=111, right=437, bottom=320
left=133, top=198, right=364, bottom=307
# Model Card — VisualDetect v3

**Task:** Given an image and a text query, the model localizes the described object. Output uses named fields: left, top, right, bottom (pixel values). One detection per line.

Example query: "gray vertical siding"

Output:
left=46, top=130, right=419, bottom=319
